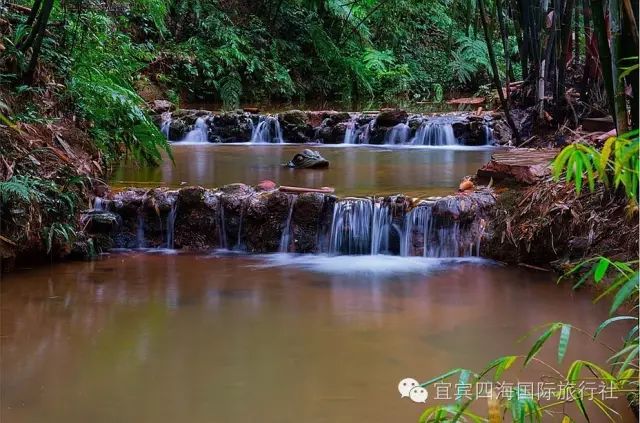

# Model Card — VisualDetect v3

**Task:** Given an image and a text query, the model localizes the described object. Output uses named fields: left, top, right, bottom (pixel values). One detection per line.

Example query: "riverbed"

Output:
left=1, top=252, right=627, bottom=422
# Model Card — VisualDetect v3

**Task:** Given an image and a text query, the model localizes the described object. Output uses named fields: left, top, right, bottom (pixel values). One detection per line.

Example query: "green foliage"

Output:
left=66, top=12, right=170, bottom=165
left=42, top=222, right=76, bottom=254
left=0, top=176, right=40, bottom=204
left=552, top=131, right=639, bottom=201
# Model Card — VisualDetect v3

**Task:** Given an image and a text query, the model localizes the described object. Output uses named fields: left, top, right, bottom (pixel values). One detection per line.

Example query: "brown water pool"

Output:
left=1, top=253, right=630, bottom=422
left=112, top=144, right=496, bottom=197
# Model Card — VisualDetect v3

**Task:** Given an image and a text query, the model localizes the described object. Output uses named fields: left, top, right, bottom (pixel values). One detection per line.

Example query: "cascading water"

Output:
left=233, top=197, right=250, bottom=252
left=278, top=195, right=297, bottom=253
left=359, top=120, right=374, bottom=144
left=250, top=116, right=284, bottom=143
left=217, top=201, right=228, bottom=250
left=384, top=123, right=410, bottom=145
left=93, top=197, right=108, bottom=211
left=328, top=199, right=374, bottom=255
left=482, top=121, right=494, bottom=145
left=371, top=203, right=392, bottom=255
left=181, top=117, right=209, bottom=143
left=136, top=212, right=146, bottom=248
left=411, top=120, right=457, bottom=146
left=343, top=116, right=359, bottom=144
left=326, top=199, right=479, bottom=257
left=160, top=119, right=171, bottom=140
left=165, top=201, right=178, bottom=249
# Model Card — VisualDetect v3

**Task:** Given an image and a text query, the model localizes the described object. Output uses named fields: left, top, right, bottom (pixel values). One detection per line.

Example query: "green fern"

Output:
left=0, top=178, right=33, bottom=204
left=218, top=75, right=242, bottom=110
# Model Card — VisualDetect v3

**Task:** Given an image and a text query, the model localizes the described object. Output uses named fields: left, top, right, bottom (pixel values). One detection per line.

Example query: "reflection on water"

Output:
left=112, top=145, right=495, bottom=196
left=1, top=253, right=630, bottom=422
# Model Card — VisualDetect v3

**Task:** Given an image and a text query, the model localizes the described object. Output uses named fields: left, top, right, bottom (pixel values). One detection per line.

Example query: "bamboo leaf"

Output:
left=594, top=257, right=611, bottom=282
left=524, top=323, right=562, bottom=366
left=594, top=316, right=638, bottom=339
left=557, top=324, right=571, bottom=364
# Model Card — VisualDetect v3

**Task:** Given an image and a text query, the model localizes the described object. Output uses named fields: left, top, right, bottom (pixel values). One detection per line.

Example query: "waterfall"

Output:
left=278, top=195, right=297, bottom=253
left=483, top=123, right=494, bottom=145
left=233, top=199, right=247, bottom=251
left=400, top=206, right=431, bottom=257
left=181, top=117, right=209, bottom=143
left=343, top=116, right=359, bottom=144
left=136, top=212, right=146, bottom=248
left=328, top=199, right=374, bottom=255
left=160, top=119, right=171, bottom=140
left=165, top=201, right=178, bottom=249
left=93, top=197, right=108, bottom=211
left=411, top=120, right=457, bottom=146
left=218, top=202, right=228, bottom=249
left=384, top=123, right=410, bottom=144
left=359, top=120, right=374, bottom=144
left=250, top=116, right=284, bottom=143
left=326, top=200, right=479, bottom=257
left=371, top=203, right=392, bottom=255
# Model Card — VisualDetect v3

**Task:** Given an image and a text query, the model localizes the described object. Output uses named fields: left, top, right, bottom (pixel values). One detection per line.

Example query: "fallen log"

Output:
left=278, top=186, right=335, bottom=194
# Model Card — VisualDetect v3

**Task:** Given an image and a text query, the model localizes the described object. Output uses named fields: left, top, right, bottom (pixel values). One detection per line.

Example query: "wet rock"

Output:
left=178, top=186, right=206, bottom=206
left=168, top=119, right=190, bottom=141
left=284, top=149, right=329, bottom=169
left=431, top=190, right=496, bottom=222
left=279, top=110, right=308, bottom=126
left=212, top=112, right=253, bottom=142
left=82, top=211, right=120, bottom=234
left=151, top=100, right=175, bottom=114
left=376, top=109, right=408, bottom=127
left=291, top=193, right=326, bottom=252
left=244, top=190, right=291, bottom=252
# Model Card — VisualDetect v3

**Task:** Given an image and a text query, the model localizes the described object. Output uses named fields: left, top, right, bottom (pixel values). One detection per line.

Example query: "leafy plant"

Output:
left=552, top=131, right=639, bottom=201
left=42, top=222, right=76, bottom=254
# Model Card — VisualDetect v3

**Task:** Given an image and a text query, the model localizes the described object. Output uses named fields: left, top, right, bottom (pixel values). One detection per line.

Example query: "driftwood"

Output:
left=278, top=185, right=335, bottom=194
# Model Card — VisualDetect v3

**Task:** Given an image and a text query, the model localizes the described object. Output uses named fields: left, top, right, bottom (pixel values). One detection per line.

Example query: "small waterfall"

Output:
left=482, top=123, right=494, bottom=145
left=181, top=117, right=209, bottom=143
left=343, top=116, right=359, bottom=144
left=328, top=199, right=373, bottom=255
left=233, top=199, right=248, bottom=251
left=165, top=201, right=178, bottom=249
left=384, top=123, right=410, bottom=145
left=359, top=120, right=373, bottom=144
left=371, top=203, right=392, bottom=255
left=278, top=195, right=297, bottom=253
left=326, top=200, right=479, bottom=257
left=160, top=119, right=171, bottom=141
left=411, top=120, right=457, bottom=146
left=400, top=206, right=432, bottom=257
left=136, top=212, right=146, bottom=248
left=250, top=116, right=284, bottom=143
left=93, top=197, right=108, bottom=211
left=218, top=202, right=228, bottom=249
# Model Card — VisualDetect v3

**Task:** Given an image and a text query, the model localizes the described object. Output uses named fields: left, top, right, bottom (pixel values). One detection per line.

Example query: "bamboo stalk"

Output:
left=478, top=0, right=522, bottom=143
left=608, top=0, right=629, bottom=133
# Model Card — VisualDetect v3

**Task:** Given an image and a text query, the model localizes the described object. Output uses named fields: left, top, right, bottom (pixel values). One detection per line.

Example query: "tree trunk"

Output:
left=607, top=0, right=629, bottom=133
left=621, top=0, right=639, bottom=129
left=580, top=0, right=592, bottom=99
left=590, top=0, right=617, bottom=124
left=22, top=0, right=54, bottom=82
left=557, top=0, right=575, bottom=121
left=25, top=0, right=42, bottom=26
left=478, top=0, right=522, bottom=143
left=496, top=0, right=512, bottom=109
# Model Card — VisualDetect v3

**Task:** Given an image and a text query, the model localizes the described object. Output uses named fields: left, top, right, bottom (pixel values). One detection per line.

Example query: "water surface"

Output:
left=1, top=253, right=628, bottom=422
left=113, top=145, right=494, bottom=197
